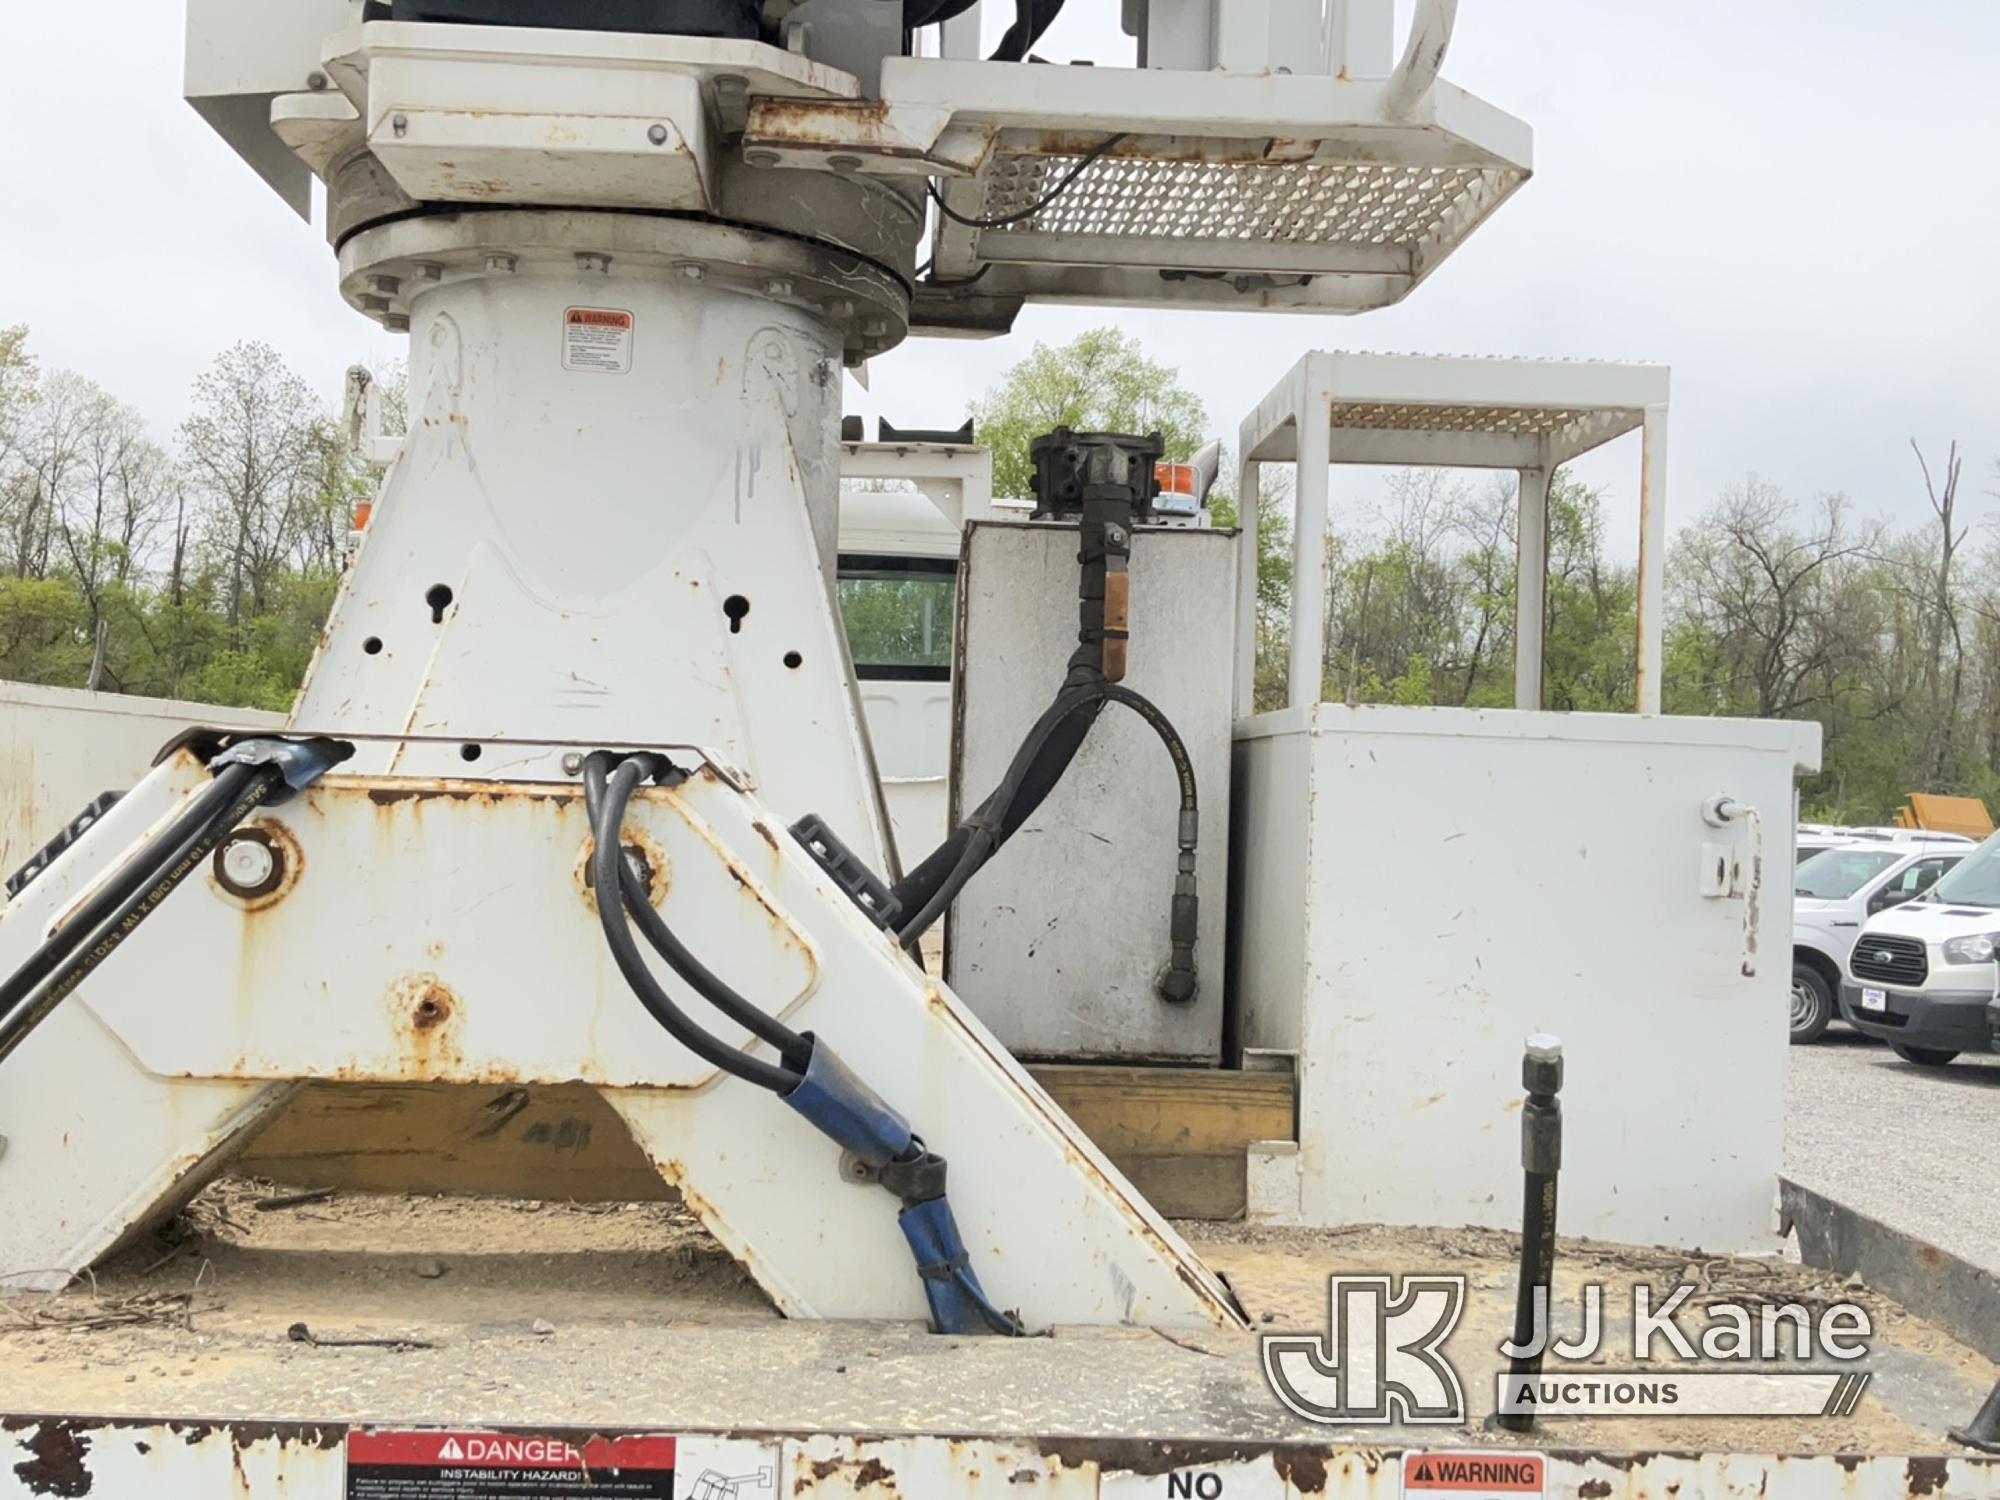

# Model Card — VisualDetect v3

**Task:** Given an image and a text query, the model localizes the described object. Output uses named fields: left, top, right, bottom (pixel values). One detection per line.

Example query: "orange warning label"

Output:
left=1403, top=1453, right=1546, bottom=1495
left=563, top=306, right=634, bottom=373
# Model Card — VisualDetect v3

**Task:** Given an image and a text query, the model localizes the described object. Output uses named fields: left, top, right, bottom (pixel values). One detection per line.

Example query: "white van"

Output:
left=1792, top=838, right=1968, bottom=1042
left=1841, top=828, right=2000, bottom=1067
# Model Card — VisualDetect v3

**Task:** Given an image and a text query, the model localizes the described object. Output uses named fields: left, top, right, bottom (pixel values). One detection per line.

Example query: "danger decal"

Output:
left=346, top=1429, right=675, bottom=1498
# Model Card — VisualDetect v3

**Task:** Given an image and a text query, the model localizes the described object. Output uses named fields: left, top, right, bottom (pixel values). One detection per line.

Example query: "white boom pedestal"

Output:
left=1233, top=704, right=1819, bottom=1250
left=0, top=748, right=1240, bottom=1328
left=298, top=213, right=895, bottom=868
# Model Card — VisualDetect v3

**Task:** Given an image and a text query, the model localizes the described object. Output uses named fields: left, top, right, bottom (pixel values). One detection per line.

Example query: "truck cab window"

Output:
left=837, top=554, right=956, bottom=682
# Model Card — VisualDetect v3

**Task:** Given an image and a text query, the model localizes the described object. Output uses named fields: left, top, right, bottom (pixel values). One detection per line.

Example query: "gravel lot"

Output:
left=1787, top=1028, right=2000, bottom=1270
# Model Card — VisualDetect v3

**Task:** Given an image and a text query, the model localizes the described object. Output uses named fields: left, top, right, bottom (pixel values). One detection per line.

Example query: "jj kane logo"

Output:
left=1262, top=1275, right=1874, bottom=1423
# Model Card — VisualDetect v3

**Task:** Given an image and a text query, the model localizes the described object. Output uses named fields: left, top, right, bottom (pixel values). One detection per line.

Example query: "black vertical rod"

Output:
left=1495, top=1033, right=1563, bottom=1433
left=1951, top=1378, right=2000, bottom=1453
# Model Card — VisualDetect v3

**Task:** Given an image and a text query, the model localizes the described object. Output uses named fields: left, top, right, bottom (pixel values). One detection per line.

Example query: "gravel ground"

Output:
left=1786, top=1028, right=2000, bottom=1270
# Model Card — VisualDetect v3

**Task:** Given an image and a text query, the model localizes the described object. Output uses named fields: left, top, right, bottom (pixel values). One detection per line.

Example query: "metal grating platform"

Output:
left=975, top=155, right=1513, bottom=255
left=1327, top=401, right=1591, bottom=435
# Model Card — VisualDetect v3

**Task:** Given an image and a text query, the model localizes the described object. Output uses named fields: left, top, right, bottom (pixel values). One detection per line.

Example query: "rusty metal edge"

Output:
left=6, top=1413, right=2000, bottom=1472
left=1781, top=1176, right=2000, bottom=1366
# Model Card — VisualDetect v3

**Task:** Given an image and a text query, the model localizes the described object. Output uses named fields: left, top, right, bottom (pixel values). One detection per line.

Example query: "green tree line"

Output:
left=2, top=321, right=1991, bottom=824
left=0, top=326, right=369, bottom=710
left=974, top=330, right=1996, bottom=824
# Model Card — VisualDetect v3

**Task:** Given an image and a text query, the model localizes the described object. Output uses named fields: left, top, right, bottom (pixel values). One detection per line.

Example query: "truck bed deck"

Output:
left=4, top=1179, right=1998, bottom=1496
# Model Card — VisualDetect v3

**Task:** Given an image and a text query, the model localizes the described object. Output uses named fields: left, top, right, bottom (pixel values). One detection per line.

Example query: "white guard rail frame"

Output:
left=1233, top=352, right=1672, bottom=715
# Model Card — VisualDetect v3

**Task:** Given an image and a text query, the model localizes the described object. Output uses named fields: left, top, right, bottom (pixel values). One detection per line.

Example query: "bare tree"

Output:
left=1909, top=440, right=1966, bottom=783
left=54, top=383, right=169, bottom=686
left=5, top=368, right=102, bottom=583
left=179, top=342, right=326, bottom=629
left=1671, top=479, right=1879, bottom=719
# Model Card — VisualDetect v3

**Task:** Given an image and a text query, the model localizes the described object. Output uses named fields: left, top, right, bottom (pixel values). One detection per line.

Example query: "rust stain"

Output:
left=385, top=973, right=463, bottom=1070
left=851, top=1457, right=897, bottom=1490
left=342, top=774, right=586, bottom=810
left=575, top=825, right=674, bottom=912
left=1272, top=1450, right=1329, bottom=1494
left=1906, top=1458, right=1950, bottom=1496
left=750, top=98, right=895, bottom=147
left=11, top=1420, right=92, bottom=1497
left=1578, top=1482, right=1613, bottom=1499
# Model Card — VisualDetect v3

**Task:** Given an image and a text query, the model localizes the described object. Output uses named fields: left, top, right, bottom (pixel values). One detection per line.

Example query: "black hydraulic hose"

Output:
left=895, top=681, right=1108, bottom=946
left=893, top=680, right=1106, bottom=925
left=1104, top=684, right=1195, bottom=814
left=0, top=762, right=284, bottom=1065
left=1104, top=683, right=1200, bottom=1002
left=990, top=0, right=1064, bottom=61
left=905, top=0, right=978, bottom=27
left=590, top=757, right=801, bottom=1094
left=582, top=755, right=809, bottom=1067
left=894, top=677, right=1202, bottom=955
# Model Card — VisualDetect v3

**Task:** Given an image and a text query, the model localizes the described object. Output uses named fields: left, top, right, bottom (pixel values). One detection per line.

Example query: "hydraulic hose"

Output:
left=895, top=680, right=1108, bottom=947
left=582, top=751, right=1025, bottom=1335
left=1104, top=682, right=1200, bottom=1002
left=895, top=677, right=1200, bottom=974
left=0, top=761, right=285, bottom=1065
left=589, top=756, right=802, bottom=1094
left=583, top=754, right=810, bottom=1066
left=990, top=0, right=1064, bottom=61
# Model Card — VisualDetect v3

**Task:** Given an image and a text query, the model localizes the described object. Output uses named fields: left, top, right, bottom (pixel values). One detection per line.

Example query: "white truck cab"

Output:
left=1841, top=828, right=2000, bottom=1067
left=1791, top=835, right=1969, bottom=1042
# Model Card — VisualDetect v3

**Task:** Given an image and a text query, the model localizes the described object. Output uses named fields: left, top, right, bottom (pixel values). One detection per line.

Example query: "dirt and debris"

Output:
left=0, top=1177, right=1990, bottom=1455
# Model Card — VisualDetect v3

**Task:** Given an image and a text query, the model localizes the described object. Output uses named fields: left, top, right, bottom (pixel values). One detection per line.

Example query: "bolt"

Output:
left=368, top=274, right=401, bottom=296
left=575, top=251, right=612, bottom=273
left=829, top=299, right=855, bottom=320
left=306, top=71, right=328, bottom=91
left=744, top=148, right=780, bottom=169
left=391, top=112, right=409, bottom=138
left=415, top=261, right=444, bottom=282
left=828, top=154, right=862, bottom=175
left=218, top=835, right=279, bottom=897
left=384, top=313, right=411, bottom=333
left=764, top=278, right=794, bottom=298
left=560, top=752, right=585, bottom=776
left=486, top=253, right=518, bottom=274
left=862, top=317, right=889, bottom=337
left=647, top=123, right=670, bottom=146
left=360, top=294, right=391, bottom=314
left=675, top=261, right=707, bottom=281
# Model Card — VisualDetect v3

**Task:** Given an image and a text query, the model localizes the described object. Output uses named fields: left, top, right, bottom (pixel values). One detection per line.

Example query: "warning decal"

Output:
left=563, top=306, right=634, bottom=374
left=346, top=1429, right=675, bottom=1498
left=1402, top=1451, right=1546, bottom=1500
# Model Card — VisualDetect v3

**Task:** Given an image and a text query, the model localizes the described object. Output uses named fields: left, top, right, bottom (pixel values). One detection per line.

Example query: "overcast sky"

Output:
left=2, top=2, right=1995, bottom=562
